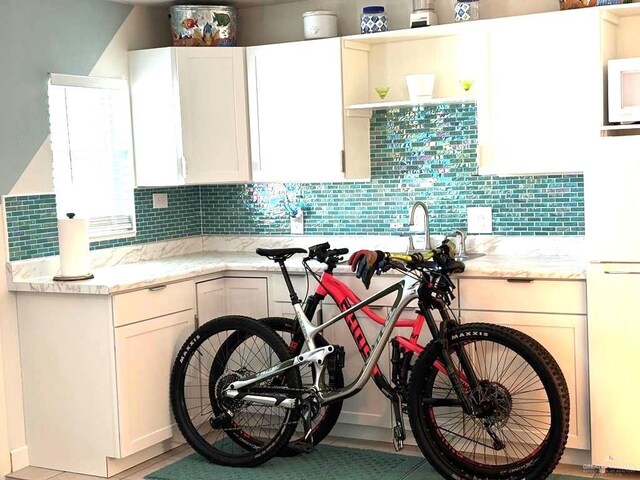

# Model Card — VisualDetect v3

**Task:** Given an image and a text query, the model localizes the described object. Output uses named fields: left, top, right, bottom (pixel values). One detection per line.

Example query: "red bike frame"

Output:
left=305, top=268, right=468, bottom=394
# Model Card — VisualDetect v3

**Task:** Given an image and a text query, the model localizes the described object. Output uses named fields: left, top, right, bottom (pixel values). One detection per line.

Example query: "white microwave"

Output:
left=608, top=57, right=640, bottom=124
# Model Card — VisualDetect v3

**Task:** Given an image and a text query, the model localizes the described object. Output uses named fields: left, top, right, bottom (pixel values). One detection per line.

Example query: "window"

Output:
left=48, top=74, right=136, bottom=239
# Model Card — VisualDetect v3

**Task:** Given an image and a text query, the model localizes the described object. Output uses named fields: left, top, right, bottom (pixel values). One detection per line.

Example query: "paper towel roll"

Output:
left=57, top=215, right=91, bottom=278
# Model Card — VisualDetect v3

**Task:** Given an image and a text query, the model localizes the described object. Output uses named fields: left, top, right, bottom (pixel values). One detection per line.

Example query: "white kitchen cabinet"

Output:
left=587, top=263, right=640, bottom=471
left=458, top=277, right=590, bottom=450
left=247, top=38, right=368, bottom=182
left=114, top=309, right=195, bottom=457
left=196, top=276, right=268, bottom=324
left=584, top=136, right=640, bottom=262
left=16, top=280, right=196, bottom=477
left=480, top=9, right=601, bottom=175
left=129, top=47, right=250, bottom=186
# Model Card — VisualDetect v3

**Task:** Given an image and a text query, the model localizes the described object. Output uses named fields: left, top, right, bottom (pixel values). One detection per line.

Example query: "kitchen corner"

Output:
left=3, top=0, right=640, bottom=478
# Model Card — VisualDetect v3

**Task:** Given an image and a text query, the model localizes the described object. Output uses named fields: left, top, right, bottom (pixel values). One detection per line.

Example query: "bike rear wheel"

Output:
left=408, top=323, right=570, bottom=480
left=170, top=316, right=301, bottom=467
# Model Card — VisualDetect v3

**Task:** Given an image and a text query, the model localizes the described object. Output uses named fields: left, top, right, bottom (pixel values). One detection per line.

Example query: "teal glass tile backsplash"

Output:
left=5, top=195, right=59, bottom=261
left=4, top=102, right=584, bottom=261
left=202, top=103, right=584, bottom=237
left=5, top=188, right=201, bottom=261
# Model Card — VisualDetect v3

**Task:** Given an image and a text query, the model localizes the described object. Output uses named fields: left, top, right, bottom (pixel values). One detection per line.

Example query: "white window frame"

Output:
left=48, top=73, right=137, bottom=240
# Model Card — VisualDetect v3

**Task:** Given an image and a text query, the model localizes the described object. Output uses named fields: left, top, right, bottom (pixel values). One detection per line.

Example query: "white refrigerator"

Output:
left=585, top=135, right=640, bottom=471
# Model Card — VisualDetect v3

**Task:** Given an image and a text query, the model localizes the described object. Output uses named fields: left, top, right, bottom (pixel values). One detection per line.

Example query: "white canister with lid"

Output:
left=303, top=10, right=338, bottom=39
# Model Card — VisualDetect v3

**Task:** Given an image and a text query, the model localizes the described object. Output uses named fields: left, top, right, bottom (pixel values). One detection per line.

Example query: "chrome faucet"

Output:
left=408, top=201, right=432, bottom=251
left=453, top=229, right=467, bottom=257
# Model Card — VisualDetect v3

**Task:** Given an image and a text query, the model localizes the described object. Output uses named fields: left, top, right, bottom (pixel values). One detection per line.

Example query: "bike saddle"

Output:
left=256, top=247, right=307, bottom=261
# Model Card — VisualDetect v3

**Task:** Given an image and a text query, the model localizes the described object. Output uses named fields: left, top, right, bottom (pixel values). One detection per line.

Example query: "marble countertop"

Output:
left=8, top=250, right=587, bottom=295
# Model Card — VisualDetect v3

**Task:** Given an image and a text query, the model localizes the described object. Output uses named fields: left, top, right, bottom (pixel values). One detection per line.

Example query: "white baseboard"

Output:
left=9, top=447, right=28, bottom=472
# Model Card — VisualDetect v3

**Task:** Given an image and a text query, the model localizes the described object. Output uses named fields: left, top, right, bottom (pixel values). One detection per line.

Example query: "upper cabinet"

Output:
left=600, top=7, right=640, bottom=136
left=480, top=9, right=602, bottom=175
left=247, top=38, right=369, bottom=182
left=129, top=47, right=251, bottom=186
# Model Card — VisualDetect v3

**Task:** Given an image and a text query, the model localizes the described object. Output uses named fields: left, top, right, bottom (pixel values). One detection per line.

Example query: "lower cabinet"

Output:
left=458, top=278, right=590, bottom=451
left=16, top=280, right=196, bottom=477
left=196, top=276, right=269, bottom=324
left=114, top=310, right=195, bottom=457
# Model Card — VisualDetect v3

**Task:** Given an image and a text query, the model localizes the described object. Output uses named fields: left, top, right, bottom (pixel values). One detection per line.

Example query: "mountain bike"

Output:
left=170, top=241, right=570, bottom=479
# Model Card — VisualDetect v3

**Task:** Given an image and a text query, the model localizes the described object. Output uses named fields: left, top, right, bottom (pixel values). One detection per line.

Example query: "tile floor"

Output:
left=7, top=438, right=640, bottom=480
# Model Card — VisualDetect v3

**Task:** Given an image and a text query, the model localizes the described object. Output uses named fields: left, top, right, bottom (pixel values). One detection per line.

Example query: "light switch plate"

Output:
left=152, top=193, right=168, bottom=209
left=467, top=206, right=492, bottom=233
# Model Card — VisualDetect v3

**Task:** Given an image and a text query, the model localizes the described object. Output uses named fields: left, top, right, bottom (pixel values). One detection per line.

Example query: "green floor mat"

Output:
left=145, top=444, right=586, bottom=480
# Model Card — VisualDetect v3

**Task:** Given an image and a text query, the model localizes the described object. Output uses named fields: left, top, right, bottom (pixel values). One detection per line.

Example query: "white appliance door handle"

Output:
left=604, top=271, right=640, bottom=275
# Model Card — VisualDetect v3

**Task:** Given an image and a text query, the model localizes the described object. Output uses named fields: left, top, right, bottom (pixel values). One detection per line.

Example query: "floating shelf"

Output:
left=600, top=124, right=640, bottom=137
left=345, top=96, right=476, bottom=117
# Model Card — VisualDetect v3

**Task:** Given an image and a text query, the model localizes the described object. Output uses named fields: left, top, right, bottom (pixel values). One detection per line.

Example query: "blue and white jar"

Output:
left=454, top=0, right=479, bottom=22
left=361, top=6, right=388, bottom=34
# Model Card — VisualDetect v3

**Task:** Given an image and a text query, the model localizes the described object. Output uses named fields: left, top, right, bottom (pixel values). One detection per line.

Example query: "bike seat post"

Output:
left=277, top=258, right=301, bottom=305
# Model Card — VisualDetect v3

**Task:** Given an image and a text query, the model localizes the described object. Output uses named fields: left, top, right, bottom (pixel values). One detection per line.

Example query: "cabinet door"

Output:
left=114, top=309, right=195, bottom=457
left=584, top=136, right=640, bottom=262
left=196, top=278, right=226, bottom=324
left=459, top=310, right=589, bottom=450
left=129, top=48, right=183, bottom=186
left=196, top=277, right=269, bottom=324
left=481, top=10, right=600, bottom=175
left=322, top=304, right=392, bottom=432
left=587, top=264, right=640, bottom=470
left=247, top=38, right=345, bottom=182
left=225, top=277, right=269, bottom=318
left=176, top=48, right=250, bottom=184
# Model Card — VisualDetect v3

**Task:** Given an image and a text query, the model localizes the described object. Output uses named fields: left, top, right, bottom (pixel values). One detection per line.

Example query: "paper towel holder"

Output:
left=53, top=212, right=95, bottom=282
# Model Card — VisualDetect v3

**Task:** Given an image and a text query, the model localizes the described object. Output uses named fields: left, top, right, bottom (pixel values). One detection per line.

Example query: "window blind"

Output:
left=48, top=74, right=136, bottom=239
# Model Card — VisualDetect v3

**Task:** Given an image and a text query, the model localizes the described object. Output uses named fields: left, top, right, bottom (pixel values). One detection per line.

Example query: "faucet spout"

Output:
left=453, top=229, right=467, bottom=257
left=408, top=201, right=432, bottom=251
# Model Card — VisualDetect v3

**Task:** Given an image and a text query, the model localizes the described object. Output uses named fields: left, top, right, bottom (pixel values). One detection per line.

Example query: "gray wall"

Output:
left=0, top=0, right=134, bottom=195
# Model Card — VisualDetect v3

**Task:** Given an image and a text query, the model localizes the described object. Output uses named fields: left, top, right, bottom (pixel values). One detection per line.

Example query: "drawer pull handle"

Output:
left=506, top=278, right=534, bottom=283
left=148, top=285, right=167, bottom=291
left=604, top=271, right=640, bottom=275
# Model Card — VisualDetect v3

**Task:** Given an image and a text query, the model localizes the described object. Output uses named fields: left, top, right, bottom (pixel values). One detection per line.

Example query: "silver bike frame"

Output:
left=225, top=274, right=423, bottom=408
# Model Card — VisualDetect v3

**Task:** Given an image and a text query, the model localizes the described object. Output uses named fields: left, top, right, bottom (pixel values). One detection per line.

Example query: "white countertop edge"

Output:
left=8, top=251, right=587, bottom=296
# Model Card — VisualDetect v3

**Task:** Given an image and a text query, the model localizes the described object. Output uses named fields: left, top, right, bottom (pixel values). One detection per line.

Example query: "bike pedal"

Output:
left=287, top=440, right=314, bottom=454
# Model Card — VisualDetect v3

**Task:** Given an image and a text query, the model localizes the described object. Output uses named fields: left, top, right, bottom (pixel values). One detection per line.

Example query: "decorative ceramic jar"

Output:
left=361, top=6, right=388, bottom=34
left=303, top=10, right=338, bottom=39
left=454, top=0, right=479, bottom=22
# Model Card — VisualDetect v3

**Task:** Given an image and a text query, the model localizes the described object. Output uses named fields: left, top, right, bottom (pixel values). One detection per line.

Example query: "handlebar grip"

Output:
left=330, top=248, right=349, bottom=256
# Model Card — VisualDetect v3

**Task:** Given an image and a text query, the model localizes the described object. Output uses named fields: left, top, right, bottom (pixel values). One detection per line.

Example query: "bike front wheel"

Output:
left=408, top=323, right=570, bottom=480
left=170, top=316, right=301, bottom=467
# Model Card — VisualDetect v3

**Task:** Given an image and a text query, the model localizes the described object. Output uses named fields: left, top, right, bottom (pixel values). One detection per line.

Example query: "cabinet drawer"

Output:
left=113, top=280, right=195, bottom=327
left=459, top=278, right=586, bottom=314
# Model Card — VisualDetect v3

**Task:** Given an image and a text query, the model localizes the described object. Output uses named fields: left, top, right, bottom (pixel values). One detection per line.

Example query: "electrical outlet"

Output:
left=152, top=193, right=168, bottom=209
left=467, top=206, right=492, bottom=233
left=290, top=211, right=304, bottom=234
